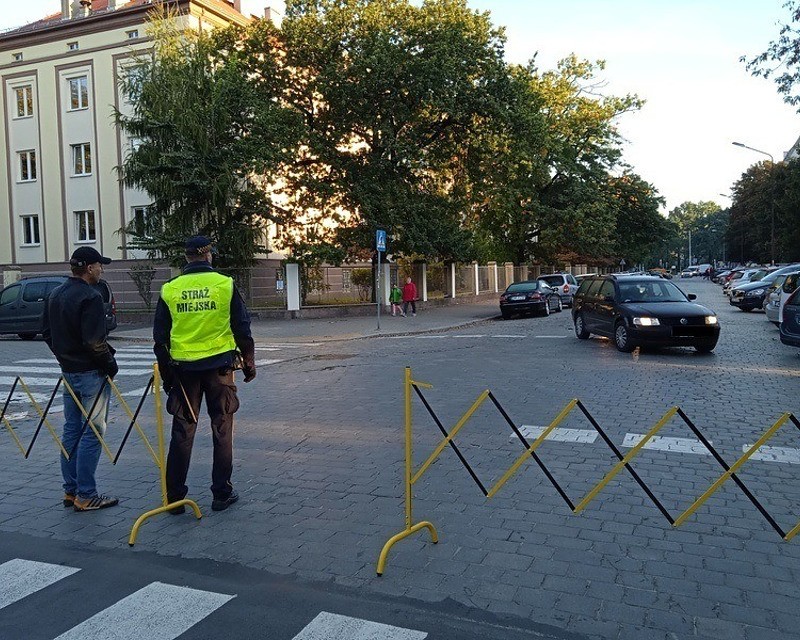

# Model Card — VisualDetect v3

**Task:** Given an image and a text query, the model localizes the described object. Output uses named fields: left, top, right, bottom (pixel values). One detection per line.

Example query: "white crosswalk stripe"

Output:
left=53, top=582, right=235, bottom=640
left=0, top=559, right=80, bottom=611
left=0, top=366, right=151, bottom=376
left=622, top=433, right=711, bottom=455
left=292, top=612, right=427, bottom=640
left=743, top=444, right=800, bottom=464
left=513, top=425, right=598, bottom=444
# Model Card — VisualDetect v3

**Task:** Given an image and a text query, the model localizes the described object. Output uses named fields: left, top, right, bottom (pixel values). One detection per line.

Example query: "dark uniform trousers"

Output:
left=165, top=368, right=240, bottom=502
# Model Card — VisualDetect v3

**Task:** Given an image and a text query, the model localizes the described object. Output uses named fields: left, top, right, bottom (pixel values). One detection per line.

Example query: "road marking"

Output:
left=451, top=334, right=486, bottom=338
left=743, top=444, right=800, bottom=464
left=53, top=582, right=235, bottom=640
left=533, top=335, right=570, bottom=339
left=515, top=425, right=598, bottom=444
left=0, top=559, right=80, bottom=610
left=19, top=357, right=155, bottom=365
left=255, top=347, right=280, bottom=351
left=0, top=376, right=59, bottom=387
left=292, top=612, right=427, bottom=640
left=255, top=359, right=283, bottom=366
left=0, top=366, right=151, bottom=377
left=623, top=434, right=711, bottom=455
left=493, top=334, right=525, bottom=338
left=259, top=343, right=316, bottom=348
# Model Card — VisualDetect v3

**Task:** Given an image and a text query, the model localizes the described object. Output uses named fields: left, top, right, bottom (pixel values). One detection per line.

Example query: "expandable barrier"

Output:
left=0, top=365, right=201, bottom=545
left=377, top=367, right=800, bottom=575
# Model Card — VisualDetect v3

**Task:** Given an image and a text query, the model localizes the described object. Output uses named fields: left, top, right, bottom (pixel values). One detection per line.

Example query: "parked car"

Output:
left=575, top=273, right=598, bottom=284
left=647, top=268, right=672, bottom=279
left=779, top=287, right=800, bottom=348
left=764, top=274, right=789, bottom=325
left=537, top=273, right=579, bottom=307
left=712, top=270, right=731, bottom=284
left=571, top=275, right=720, bottom=353
left=0, top=275, right=116, bottom=340
left=499, top=280, right=563, bottom=319
left=774, top=271, right=800, bottom=327
left=729, top=265, right=795, bottom=311
left=724, top=268, right=761, bottom=296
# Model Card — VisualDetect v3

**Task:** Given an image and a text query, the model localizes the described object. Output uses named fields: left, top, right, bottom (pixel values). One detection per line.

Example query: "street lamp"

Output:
left=732, top=141, right=776, bottom=265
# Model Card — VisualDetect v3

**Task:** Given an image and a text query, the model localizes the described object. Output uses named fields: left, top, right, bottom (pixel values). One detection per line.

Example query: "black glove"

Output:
left=106, top=359, right=119, bottom=380
left=243, top=365, right=256, bottom=383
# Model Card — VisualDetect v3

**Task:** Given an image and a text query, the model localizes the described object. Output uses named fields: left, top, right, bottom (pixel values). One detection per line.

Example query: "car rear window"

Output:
left=538, top=275, right=563, bottom=286
left=506, top=282, right=539, bottom=293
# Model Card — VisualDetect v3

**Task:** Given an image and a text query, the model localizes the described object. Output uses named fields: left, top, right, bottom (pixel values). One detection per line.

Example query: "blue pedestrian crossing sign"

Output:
left=376, top=229, right=387, bottom=252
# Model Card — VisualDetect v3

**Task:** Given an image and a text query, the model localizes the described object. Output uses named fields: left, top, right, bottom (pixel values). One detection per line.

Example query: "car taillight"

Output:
left=563, top=284, right=569, bottom=293
left=529, top=293, right=541, bottom=300
left=499, top=295, right=507, bottom=302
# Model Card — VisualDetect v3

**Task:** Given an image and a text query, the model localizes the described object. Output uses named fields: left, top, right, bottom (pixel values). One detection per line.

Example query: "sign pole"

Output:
left=375, top=229, right=387, bottom=330
left=377, top=249, right=381, bottom=330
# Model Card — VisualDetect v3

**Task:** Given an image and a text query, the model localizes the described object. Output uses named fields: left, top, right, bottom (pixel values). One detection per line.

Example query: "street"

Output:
left=1, top=278, right=799, bottom=639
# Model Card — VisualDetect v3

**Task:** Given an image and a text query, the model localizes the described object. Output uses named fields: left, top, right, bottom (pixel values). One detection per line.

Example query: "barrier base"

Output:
left=128, top=498, right=202, bottom=546
left=376, top=520, right=438, bottom=576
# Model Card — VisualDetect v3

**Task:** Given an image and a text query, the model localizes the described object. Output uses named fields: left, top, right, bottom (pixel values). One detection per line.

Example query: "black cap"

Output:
left=185, top=235, right=215, bottom=256
left=70, top=246, right=111, bottom=267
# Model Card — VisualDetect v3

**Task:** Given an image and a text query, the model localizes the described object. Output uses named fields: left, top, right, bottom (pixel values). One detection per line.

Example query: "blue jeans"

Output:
left=60, top=371, right=110, bottom=499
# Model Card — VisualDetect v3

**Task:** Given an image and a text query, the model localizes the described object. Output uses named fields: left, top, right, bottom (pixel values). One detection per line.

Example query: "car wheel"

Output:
left=695, top=342, right=717, bottom=353
left=614, top=322, right=635, bottom=353
left=17, top=333, right=36, bottom=341
left=542, top=300, right=550, bottom=316
left=574, top=314, right=590, bottom=339
left=556, top=297, right=563, bottom=312
left=740, top=306, right=753, bottom=312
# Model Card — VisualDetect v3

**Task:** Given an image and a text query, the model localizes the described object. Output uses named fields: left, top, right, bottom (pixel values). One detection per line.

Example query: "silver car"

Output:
left=538, top=273, right=579, bottom=307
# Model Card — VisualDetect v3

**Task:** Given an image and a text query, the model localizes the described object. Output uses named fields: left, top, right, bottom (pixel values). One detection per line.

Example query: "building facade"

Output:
left=0, top=0, right=277, bottom=271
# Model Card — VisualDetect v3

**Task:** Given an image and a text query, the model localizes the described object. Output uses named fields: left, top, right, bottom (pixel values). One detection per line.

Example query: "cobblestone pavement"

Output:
left=1, top=279, right=799, bottom=639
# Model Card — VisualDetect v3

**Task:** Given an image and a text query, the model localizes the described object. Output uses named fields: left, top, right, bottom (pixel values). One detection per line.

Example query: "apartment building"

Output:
left=0, top=0, right=278, bottom=271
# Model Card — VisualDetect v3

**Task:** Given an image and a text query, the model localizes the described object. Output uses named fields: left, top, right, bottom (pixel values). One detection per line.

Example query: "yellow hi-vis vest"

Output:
left=160, top=271, right=237, bottom=362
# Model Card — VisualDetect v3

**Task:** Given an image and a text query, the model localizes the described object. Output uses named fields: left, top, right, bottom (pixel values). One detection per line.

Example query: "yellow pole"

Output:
left=154, top=364, right=168, bottom=507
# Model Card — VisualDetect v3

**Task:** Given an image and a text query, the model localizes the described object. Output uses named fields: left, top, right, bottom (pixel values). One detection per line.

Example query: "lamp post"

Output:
left=732, top=141, right=776, bottom=265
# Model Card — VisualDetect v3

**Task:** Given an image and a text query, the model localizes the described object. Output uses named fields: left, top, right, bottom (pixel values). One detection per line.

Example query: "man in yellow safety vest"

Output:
left=153, top=236, right=256, bottom=513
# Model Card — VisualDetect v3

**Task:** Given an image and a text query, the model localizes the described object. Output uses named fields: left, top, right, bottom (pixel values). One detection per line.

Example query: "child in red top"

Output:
left=402, top=277, right=417, bottom=317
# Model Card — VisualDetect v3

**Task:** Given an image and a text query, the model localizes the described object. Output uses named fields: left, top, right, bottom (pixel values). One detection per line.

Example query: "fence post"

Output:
left=285, top=263, right=301, bottom=312
left=450, top=262, right=457, bottom=298
left=2, top=268, right=21, bottom=288
left=382, top=263, right=392, bottom=307
left=505, top=262, right=514, bottom=286
left=489, top=261, right=498, bottom=293
left=473, top=262, right=479, bottom=295
left=421, top=263, right=428, bottom=302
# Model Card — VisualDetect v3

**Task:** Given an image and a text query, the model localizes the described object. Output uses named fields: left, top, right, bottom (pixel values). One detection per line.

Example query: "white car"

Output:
left=724, top=268, right=762, bottom=296
left=767, top=271, right=800, bottom=326
left=538, top=273, right=579, bottom=307
left=680, top=266, right=700, bottom=278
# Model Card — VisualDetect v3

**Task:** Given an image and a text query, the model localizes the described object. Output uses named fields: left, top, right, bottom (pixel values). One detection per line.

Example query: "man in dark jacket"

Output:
left=43, top=246, right=119, bottom=512
left=153, top=236, right=256, bottom=513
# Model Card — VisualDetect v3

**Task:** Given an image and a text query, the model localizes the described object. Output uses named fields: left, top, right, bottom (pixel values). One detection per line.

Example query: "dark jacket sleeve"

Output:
left=230, top=286, right=255, bottom=368
left=152, top=296, right=174, bottom=381
left=42, top=296, right=53, bottom=351
left=82, top=295, right=116, bottom=374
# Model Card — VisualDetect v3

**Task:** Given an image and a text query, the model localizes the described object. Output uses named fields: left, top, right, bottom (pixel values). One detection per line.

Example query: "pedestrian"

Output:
left=390, top=283, right=403, bottom=316
left=43, top=247, right=119, bottom=512
left=402, top=276, right=417, bottom=317
left=153, top=236, right=257, bottom=514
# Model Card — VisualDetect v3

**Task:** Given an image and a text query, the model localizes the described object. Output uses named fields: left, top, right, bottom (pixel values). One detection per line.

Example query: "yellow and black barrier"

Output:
left=0, top=366, right=201, bottom=545
left=377, top=367, right=800, bottom=575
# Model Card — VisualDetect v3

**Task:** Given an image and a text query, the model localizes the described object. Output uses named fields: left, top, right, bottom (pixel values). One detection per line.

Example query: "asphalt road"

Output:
left=1, top=278, right=798, bottom=640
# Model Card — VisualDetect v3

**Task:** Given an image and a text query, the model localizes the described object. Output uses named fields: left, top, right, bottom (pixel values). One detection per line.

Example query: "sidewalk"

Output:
left=110, top=298, right=501, bottom=343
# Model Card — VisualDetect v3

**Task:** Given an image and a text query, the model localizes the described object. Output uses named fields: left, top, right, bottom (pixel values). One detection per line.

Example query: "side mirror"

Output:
left=687, top=293, right=697, bottom=301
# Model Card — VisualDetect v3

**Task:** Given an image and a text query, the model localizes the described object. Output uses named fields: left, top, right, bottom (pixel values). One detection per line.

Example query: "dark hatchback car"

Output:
left=499, top=280, right=562, bottom=319
left=0, top=275, right=116, bottom=340
left=571, top=275, right=720, bottom=352
left=780, top=288, right=800, bottom=347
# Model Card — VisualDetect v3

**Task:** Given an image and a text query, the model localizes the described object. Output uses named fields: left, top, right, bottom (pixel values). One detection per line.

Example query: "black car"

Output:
left=499, top=280, right=562, bottom=319
left=0, top=275, right=116, bottom=340
left=780, top=288, right=800, bottom=347
left=571, top=275, right=720, bottom=353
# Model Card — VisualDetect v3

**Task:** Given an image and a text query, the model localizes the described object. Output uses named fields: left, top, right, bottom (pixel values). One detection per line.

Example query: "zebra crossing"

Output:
left=0, top=559, right=428, bottom=640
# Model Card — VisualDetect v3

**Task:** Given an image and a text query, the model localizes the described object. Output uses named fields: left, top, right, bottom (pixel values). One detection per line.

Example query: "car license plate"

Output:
left=511, top=295, right=525, bottom=301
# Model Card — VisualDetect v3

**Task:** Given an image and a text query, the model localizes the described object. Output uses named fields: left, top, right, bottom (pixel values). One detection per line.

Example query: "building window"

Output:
left=75, top=210, right=96, bottom=243
left=18, top=150, right=37, bottom=182
left=14, top=85, right=33, bottom=118
left=20, top=215, right=40, bottom=246
left=127, top=29, right=139, bottom=39
left=12, top=53, right=23, bottom=62
left=342, top=269, right=352, bottom=292
left=68, top=76, right=89, bottom=110
left=131, top=205, right=150, bottom=237
left=67, top=41, right=79, bottom=51
left=72, top=143, right=92, bottom=175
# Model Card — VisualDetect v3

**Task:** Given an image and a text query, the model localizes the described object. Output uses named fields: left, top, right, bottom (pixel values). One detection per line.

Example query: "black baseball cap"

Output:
left=185, top=235, right=216, bottom=256
left=70, top=246, right=111, bottom=267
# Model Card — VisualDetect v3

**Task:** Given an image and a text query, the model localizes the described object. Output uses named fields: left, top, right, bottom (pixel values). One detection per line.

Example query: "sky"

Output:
left=2, top=0, right=798, bottom=213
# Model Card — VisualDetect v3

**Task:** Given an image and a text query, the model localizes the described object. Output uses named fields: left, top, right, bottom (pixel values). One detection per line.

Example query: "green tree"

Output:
left=605, top=173, right=667, bottom=266
left=667, top=201, right=724, bottom=267
left=116, top=9, right=302, bottom=269
left=279, top=0, right=510, bottom=262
